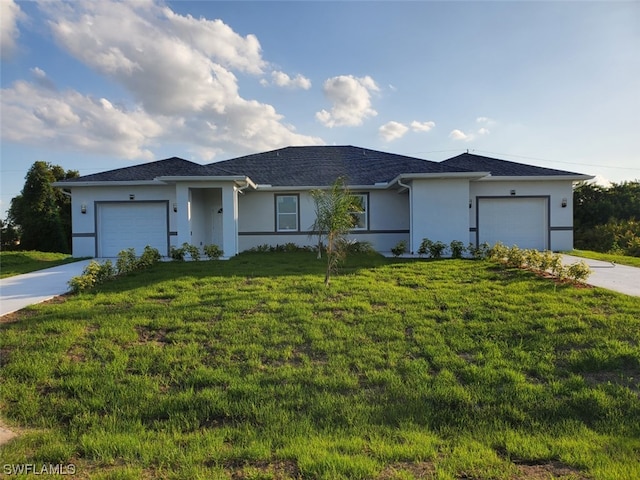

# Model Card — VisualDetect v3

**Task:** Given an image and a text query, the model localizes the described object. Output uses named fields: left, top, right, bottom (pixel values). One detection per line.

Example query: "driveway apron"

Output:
left=0, top=260, right=93, bottom=317
left=562, top=254, right=640, bottom=297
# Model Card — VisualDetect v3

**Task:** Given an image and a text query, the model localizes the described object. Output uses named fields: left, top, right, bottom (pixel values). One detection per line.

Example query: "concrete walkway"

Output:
left=561, top=254, right=640, bottom=297
left=0, top=259, right=93, bottom=317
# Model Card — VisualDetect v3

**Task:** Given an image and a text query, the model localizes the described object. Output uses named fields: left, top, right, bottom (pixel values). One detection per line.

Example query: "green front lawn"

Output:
left=0, top=251, right=81, bottom=278
left=569, top=249, right=640, bottom=268
left=1, top=252, right=639, bottom=479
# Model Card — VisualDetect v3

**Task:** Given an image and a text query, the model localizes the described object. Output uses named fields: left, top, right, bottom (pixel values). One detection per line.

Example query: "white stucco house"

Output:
left=54, top=146, right=593, bottom=258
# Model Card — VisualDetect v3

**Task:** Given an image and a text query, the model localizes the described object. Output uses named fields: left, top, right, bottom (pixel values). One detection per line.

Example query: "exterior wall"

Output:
left=409, top=178, right=471, bottom=254
left=237, top=189, right=410, bottom=252
left=69, top=185, right=176, bottom=257
left=469, top=180, right=575, bottom=251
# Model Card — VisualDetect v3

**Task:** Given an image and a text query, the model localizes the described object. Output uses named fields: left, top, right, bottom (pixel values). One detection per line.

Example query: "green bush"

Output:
left=505, top=245, right=525, bottom=268
left=566, top=260, right=592, bottom=283
left=428, top=240, right=448, bottom=259
left=116, top=248, right=137, bottom=275
left=170, top=245, right=186, bottom=261
left=203, top=244, right=223, bottom=260
left=468, top=242, right=490, bottom=260
left=341, top=240, right=375, bottom=255
left=391, top=240, right=407, bottom=257
left=68, top=260, right=115, bottom=293
left=137, top=245, right=161, bottom=268
left=417, top=238, right=432, bottom=257
left=449, top=240, right=466, bottom=259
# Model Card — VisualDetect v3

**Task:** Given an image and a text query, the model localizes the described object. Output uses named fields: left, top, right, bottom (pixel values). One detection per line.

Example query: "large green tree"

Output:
left=8, top=161, right=79, bottom=253
left=311, top=178, right=363, bottom=286
left=574, top=180, right=640, bottom=256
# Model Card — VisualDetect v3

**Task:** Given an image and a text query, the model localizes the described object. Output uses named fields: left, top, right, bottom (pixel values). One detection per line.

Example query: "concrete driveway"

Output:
left=0, top=259, right=93, bottom=317
left=562, top=254, right=640, bottom=297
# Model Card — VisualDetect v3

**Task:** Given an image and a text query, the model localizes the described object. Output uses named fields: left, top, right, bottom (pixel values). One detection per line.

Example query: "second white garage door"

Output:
left=97, top=202, right=169, bottom=257
left=478, top=197, right=548, bottom=251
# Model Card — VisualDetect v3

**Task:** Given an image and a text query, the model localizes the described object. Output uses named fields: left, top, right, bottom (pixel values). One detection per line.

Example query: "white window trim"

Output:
left=275, top=194, right=299, bottom=232
left=351, top=193, right=368, bottom=231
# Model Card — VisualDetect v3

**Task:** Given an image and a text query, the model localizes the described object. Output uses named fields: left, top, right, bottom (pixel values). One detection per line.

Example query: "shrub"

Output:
left=137, top=245, right=161, bottom=268
left=391, top=240, right=407, bottom=257
left=170, top=243, right=201, bottom=261
left=428, top=240, right=448, bottom=259
left=340, top=240, right=375, bottom=255
left=203, top=244, right=223, bottom=260
left=488, top=242, right=509, bottom=262
left=68, top=260, right=115, bottom=293
left=566, top=260, right=592, bottom=283
left=417, top=238, right=432, bottom=257
left=468, top=242, right=490, bottom=260
left=116, top=248, right=137, bottom=275
left=450, top=240, right=466, bottom=259
left=505, top=246, right=525, bottom=268
left=170, top=245, right=186, bottom=261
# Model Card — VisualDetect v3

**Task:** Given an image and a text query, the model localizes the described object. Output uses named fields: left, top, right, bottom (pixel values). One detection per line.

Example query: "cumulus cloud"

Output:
left=379, top=121, right=409, bottom=141
left=316, top=75, right=379, bottom=127
left=449, top=129, right=472, bottom=141
left=411, top=120, right=435, bottom=132
left=1, top=79, right=164, bottom=159
left=0, top=0, right=25, bottom=59
left=1, top=0, right=322, bottom=160
left=450, top=117, right=495, bottom=142
left=261, top=71, right=311, bottom=89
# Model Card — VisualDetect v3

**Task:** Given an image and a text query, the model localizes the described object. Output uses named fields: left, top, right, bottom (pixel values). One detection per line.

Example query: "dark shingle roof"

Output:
left=441, top=153, right=584, bottom=177
left=62, top=157, right=209, bottom=182
left=205, top=146, right=472, bottom=185
left=59, top=147, right=588, bottom=186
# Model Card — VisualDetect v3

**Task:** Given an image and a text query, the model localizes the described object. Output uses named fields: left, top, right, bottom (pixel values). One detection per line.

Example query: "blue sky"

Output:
left=1, top=0, right=639, bottom=218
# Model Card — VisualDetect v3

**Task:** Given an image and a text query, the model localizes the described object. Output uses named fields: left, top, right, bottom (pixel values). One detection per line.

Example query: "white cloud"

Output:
left=1, top=80, right=164, bottom=159
left=262, top=71, right=311, bottom=90
left=2, top=0, right=323, bottom=160
left=379, top=121, right=409, bottom=141
left=0, top=0, right=25, bottom=59
left=411, top=120, right=435, bottom=132
left=449, top=129, right=472, bottom=141
left=477, top=127, right=490, bottom=136
left=316, top=75, right=379, bottom=127
left=476, top=116, right=492, bottom=124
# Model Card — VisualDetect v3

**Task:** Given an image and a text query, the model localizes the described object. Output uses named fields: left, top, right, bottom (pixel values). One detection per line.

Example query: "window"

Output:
left=276, top=194, right=299, bottom=231
left=350, top=193, right=368, bottom=230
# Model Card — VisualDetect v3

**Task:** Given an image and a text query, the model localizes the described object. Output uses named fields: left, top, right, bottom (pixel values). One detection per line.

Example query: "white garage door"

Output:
left=478, top=197, right=548, bottom=250
left=97, top=202, right=168, bottom=257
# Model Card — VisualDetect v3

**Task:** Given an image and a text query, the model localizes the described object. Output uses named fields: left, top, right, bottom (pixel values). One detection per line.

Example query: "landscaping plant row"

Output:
left=488, top=242, right=592, bottom=283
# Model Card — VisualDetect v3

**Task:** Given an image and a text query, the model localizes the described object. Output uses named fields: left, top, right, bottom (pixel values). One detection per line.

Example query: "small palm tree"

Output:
left=310, top=178, right=363, bottom=286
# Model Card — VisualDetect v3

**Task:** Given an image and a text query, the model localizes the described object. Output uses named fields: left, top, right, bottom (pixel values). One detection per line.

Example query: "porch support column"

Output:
left=175, top=184, right=191, bottom=249
left=220, top=184, right=238, bottom=257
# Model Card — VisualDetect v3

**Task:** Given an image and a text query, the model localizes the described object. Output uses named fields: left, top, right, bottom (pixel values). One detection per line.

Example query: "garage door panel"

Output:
left=97, top=202, right=168, bottom=257
left=478, top=197, right=548, bottom=250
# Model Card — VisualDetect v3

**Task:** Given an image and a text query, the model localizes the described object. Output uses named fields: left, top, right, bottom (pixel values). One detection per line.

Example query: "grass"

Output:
left=0, top=250, right=82, bottom=278
left=1, top=251, right=639, bottom=479
left=569, top=249, right=640, bottom=268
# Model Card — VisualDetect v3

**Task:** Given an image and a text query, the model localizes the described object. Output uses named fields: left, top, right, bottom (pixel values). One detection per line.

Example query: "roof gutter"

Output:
left=475, top=174, right=595, bottom=182
left=389, top=171, right=491, bottom=186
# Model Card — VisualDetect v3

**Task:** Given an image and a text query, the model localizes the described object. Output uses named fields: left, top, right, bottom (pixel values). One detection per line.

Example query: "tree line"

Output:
left=574, top=180, right=640, bottom=257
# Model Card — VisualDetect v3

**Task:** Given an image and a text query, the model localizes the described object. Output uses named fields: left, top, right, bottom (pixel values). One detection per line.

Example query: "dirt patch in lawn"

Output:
left=0, top=419, right=17, bottom=447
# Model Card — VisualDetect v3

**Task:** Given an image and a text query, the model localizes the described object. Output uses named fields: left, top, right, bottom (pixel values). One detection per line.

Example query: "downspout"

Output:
left=397, top=177, right=413, bottom=254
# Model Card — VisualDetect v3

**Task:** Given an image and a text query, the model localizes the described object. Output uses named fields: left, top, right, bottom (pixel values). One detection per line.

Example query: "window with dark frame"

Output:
left=275, top=194, right=299, bottom=232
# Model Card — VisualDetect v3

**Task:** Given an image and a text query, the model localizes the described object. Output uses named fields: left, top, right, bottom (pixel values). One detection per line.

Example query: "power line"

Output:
left=471, top=150, right=640, bottom=171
